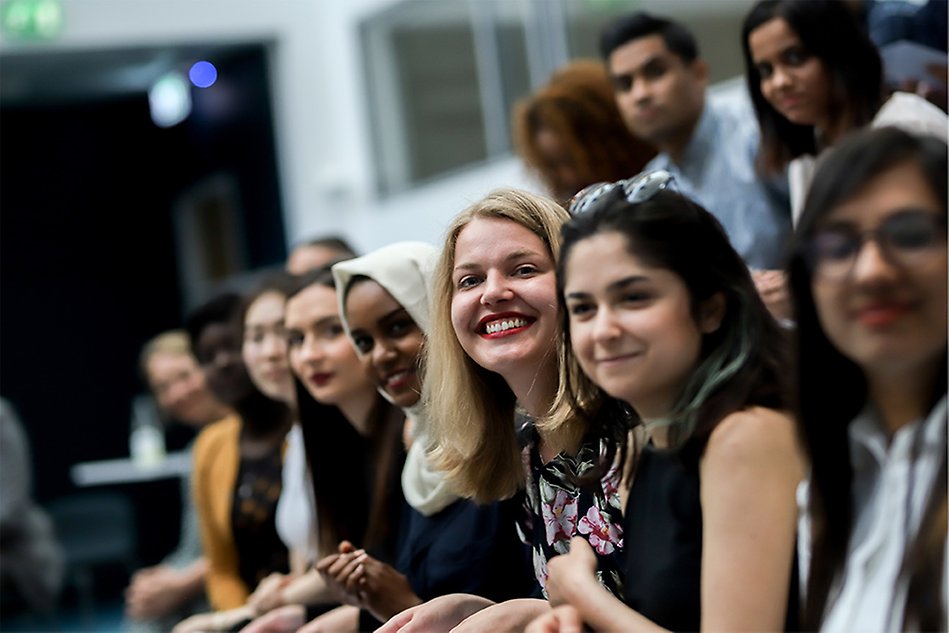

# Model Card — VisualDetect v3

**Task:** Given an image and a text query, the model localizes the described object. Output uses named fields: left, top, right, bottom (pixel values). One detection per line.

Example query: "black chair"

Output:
left=45, top=490, right=139, bottom=626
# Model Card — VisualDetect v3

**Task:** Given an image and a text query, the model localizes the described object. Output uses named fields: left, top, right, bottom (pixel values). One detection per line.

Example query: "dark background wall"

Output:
left=0, top=44, right=285, bottom=565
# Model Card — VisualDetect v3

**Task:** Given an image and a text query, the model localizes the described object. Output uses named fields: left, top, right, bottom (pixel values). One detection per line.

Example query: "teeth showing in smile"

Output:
left=485, top=318, right=529, bottom=334
left=386, top=370, right=409, bottom=385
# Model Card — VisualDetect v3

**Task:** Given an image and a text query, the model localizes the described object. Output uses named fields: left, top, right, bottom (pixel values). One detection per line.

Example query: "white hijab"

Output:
left=332, top=241, right=459, bottom=516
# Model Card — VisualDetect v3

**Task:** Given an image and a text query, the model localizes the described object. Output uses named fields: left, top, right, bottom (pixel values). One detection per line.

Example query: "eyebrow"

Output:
left=565, top=275, right=650, bottom=300
left=613, top=53, right=666, bottom=77
left=287, top=315, right=338, bottom=332
left=454, top=248, right=545, bottom=273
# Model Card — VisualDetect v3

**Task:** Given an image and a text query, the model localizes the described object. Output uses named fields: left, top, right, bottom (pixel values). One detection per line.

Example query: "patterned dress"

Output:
left=515, top=423, right=625, bottom=598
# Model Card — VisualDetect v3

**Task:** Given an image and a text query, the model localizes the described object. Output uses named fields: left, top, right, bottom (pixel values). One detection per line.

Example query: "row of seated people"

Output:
left=124, top=2, right=947, bottom=631
left=129, top=124, right=946, bottom=633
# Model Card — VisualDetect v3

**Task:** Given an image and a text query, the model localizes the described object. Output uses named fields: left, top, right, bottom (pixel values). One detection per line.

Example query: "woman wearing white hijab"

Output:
left=308, top=241, right=534, bottom=631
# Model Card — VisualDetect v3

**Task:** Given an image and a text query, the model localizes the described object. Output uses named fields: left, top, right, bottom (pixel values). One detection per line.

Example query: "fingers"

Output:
left=326, top=550, right=366, bottom=579
left=375, top=606, right=416, bottom=633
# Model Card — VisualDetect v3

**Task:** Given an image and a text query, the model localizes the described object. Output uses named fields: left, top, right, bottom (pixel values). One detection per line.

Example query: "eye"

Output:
left=622, top=291, right=651, bottom=304
left=783, top=47, right=809, bottom=66
left=755, top=62, right=773, bottom=80
left=611, top=74, right=632, bottom=93
left=812, top=228, right=859, bottom=261
left=883, top=211, right=943, bottom=251
left=513, top=264, right=537, bottom=277
left=388, top=318, right=416, bottom=338
left=286, top=331, right=304, bottom=348
left=641, top=60, right=666, bottom=80
left=567, top=301, right=595, bottom=319
left=352, top=334, right=373, bottom=354
left=322, top=323, right=345, bottom=338
left=456, top=275, right=481, bottom=290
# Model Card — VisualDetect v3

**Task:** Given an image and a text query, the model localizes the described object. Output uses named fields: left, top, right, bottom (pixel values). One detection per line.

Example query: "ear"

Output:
left=698, top=292, right=726, bottom=334
left=690, top=58, right=709, bottom=87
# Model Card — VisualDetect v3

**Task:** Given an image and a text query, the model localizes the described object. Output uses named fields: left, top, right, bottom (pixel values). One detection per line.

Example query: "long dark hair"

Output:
left=788, top=127, right=947, bottom=629
left=742, top=0, right=883, bottom=173
left=185, top=291, right=292, bottom=436
left=287, top=267, right=405, bottom=557
left=558, top=189, right=789, bottom=467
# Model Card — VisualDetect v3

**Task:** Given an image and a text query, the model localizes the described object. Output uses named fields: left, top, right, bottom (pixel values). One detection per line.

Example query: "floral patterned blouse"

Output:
left=515, top=423, right=625, bottom=598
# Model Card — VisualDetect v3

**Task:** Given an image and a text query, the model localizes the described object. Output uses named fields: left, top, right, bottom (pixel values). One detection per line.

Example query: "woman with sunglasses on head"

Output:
left=788, top=127, right=947, bottom=632
left=742, top=0, right=947, bottom=224
left=526, top=171, right=805, bottom=633
left=377, top=189, right=629, bottom=633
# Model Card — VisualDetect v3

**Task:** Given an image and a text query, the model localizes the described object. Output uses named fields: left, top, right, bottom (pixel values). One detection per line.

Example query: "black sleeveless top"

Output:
left=622, top=443, right=799, bottom=633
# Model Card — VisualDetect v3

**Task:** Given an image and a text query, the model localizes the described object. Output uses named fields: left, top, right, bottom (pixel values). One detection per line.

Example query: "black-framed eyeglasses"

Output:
left=805, top=209, right=947, bottom=280
left=567, top=169, right=676, bottom=216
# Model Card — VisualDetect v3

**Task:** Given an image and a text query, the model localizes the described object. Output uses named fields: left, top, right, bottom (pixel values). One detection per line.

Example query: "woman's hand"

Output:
left=374, top=593, right=495, bottom=633
left=237, top=604, right=306, bottom=633
left=125, top=565, right=191, bottom=619
left=450, top=598, right=551, bottom=633
left=297, top=605, right=359, bottom=633
left=314, top=541, right=363, bottom=606
left=173, top=606, right=255, bottom=633
left=343, top=555, right=421, bottom=621
left=545, top=537, right=598, bottom=606
left=525, top=604, right=585, bottom=633
left=246, top=572, right=293, bottom=615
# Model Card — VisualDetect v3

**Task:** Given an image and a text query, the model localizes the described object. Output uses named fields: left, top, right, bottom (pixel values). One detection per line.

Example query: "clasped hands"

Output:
left=315, top=540, right=420, bottom=622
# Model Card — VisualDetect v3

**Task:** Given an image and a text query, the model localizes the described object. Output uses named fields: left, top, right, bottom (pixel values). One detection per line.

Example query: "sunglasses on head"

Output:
left=567, top=170, right=677, bottom=216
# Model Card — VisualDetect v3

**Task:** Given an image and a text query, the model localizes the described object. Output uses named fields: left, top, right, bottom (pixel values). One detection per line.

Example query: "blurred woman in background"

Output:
left=512, top=60, right=655, bottom=204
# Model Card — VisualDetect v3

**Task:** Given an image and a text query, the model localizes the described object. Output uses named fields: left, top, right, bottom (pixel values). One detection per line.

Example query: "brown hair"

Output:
left=512, top=59, right=655, bottom=201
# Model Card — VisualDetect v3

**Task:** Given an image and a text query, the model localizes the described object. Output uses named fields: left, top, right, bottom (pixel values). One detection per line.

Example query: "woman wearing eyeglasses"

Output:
left=526, top=171, right=805, bottom=633
left=788, top=128, right=947, bottom=632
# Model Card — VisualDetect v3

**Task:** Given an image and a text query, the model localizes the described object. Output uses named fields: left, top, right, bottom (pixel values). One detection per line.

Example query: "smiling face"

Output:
left=749, top=17, right=834, bottom=130
left=285, top=284, right=371, bottom=405
left=193, top=321, right=254, bottom=407
left=564, top=231, right=722, bottom=419
left=345, top=279, right=425, bottom=408
left=811, top=161, right=947, bottom=383
left=242, top=291, right=294, bottom=404
left=607, top=34, right=706, bottom=151
left=449, top=217, right=560, bottom=383
left=146, top=351, right=228, bottom=426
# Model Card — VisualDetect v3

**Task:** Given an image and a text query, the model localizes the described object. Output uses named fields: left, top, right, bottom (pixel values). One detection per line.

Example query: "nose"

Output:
left=770, top=66, right=792, bottom=90
left=480, top=271, right=513, bottom=306
left=164, top=379, right=191, bottom=408
left=298, top=336, right=324, bottom=364
left=629, top=77, right=653, bottom=105
left=850, top=238, right=899, bottom=284
left=262, top=332, right=286, bottom=359
left=592, top=306, right=621, bottom=343
left=371, top=339, right=398, bottom=368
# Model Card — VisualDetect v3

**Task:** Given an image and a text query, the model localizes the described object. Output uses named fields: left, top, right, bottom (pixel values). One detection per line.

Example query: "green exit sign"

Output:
left=1, top=0, right=64, bottom=41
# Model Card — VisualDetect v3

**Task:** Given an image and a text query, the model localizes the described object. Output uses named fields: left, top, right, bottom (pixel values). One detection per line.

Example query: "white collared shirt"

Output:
left=814, top=396, right=948, bottom=632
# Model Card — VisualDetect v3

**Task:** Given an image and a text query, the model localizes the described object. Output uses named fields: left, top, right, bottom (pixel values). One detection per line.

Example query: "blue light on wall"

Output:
left=188, top=61, right=218, bottom=88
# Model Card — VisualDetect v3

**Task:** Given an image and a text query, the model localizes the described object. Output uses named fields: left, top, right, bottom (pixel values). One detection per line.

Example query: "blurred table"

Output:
left=71, top=451, right=191, bottom=487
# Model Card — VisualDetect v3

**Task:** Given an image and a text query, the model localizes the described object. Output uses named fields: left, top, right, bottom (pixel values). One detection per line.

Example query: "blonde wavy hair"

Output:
left=139, top=329, right=191, bottom=382
left=424, top=188, right=584, bottom=503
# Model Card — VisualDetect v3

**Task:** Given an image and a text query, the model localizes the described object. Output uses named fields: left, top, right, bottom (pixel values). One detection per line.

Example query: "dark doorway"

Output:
left=0, top=42, right=286, bottom=566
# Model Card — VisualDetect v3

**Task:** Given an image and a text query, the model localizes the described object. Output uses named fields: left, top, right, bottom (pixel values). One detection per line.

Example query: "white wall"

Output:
left=0, top=0, right=540, bottom=256
left=0, top=0, right=753, bottom=255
